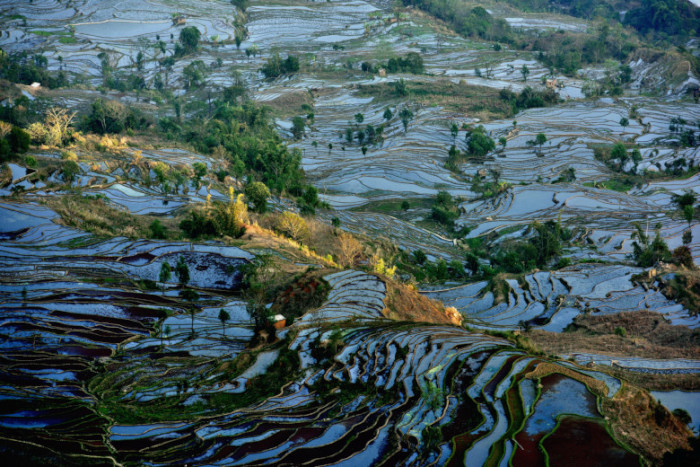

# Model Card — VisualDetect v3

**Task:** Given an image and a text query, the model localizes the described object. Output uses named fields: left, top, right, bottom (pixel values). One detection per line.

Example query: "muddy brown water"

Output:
left=542, top=416, right=639, bottom=466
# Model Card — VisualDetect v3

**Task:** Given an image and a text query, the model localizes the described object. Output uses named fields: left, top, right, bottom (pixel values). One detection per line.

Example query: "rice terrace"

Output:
left=0, top=0, right=699, bottom=465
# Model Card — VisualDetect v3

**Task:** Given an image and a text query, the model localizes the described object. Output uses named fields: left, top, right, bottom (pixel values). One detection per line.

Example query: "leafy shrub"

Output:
left=385, top=52, right=424, bottom=74
left=277, top=211, right=308, bottom=241
left=149, top=219, right=167, bottom=239
left=260, top=53, right=300, bottom=78
left=245, top=181, right=270, bottom=213
left=631, top=223, right=671, bottom=267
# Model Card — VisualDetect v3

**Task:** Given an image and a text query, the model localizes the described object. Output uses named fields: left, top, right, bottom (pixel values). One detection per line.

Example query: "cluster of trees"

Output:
left=0, top=51, right=69, bottom=89
left=431, top=191, right=460, bottom=230
left=446, top=125, right=496, bottom=169
left=401, top=1, right=511, bottom=42
left=669, top=116, right=698, bottom=148
left=498, top=87, right=560, bottom=113
left=672, top=190, right=696, bottom=249
left=385, top=52, right=424, bottom=74
left=295, top=185, right=329, bottom=215
left=594, top=142, right=642, bottom=172
left=260, top=53, right=300, bottom=79
left=505, top=0, right=698, bottom=41
left=179, top=195, right=248, bottom=239
left=361, top=52, right=424, bottom=74
left=157, top=101, right=305, bottom=194
left=98, top=51, right=147, bottom=92
left=470, top=170, right=512, bottom=199
left=492, top=220, right=570, bottom=273
left=403, top=250, right=471, bottom=282
left=81, top=99, right=151, bottom=134
left=343, top=113, right=385, bottom=148
left=398, top=219, right=571, bottom=283
left=580, top=65, right=633, bottom=98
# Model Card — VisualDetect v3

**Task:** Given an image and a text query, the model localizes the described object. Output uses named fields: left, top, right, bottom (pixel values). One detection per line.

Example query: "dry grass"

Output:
left=260, top=90, right=313, bottom=117
left=238, top=221, right=337, bottom=269
left=253, top=212, right=377, bottom=268
left=601, top=383, right=692, bottom=463
left=382, top=279, right=462, bottom=326
left=603, top=366, right=700, bottom=392
left=528, top=311, right=700, bottom=360
left=45, top=194, right=179, bottom=239
left=357, top=79, right=513, bottom=120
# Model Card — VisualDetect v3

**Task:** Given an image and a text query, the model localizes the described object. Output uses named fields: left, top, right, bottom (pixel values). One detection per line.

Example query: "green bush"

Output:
left=149, top=219, right=167, bottom=239
left=245, top=181, right=270, bottom=213
left=260, top=53, right=300, bottom=78
left=8, top=126, right=30, bottom=153
left=385, top=52, right=424, bottom=74
left=631, top=223, right=671, bottom=267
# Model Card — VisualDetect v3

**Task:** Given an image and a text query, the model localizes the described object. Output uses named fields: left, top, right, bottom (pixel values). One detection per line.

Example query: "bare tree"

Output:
left=336, top=232, right=362, bottom=267
left=45, top=107, right=76, bottom=146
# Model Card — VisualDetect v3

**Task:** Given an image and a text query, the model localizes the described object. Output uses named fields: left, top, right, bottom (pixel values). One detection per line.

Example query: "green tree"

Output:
left=149, top=219, right=167, bottom=239
left=180, top=289, right=200, bottom=337
left=354, top=113, right=364, bottom=126
left=179, top=27, right=201, bottom=54
left=383, top=107, right=393, bottom=121
left=466, top=126, right=495, bottom=158
left=175, top=256, right=190, bottom=286
left=218, top=308, right=230, bottom=337
left=683, top=204, right=694, bottom=227
left=619, top=117, right=629, bottom=129
left=245, top=181, right=271, bottom=213
left=192, top=161, right=207, bottom=186
left=399, top=108, right=414, bottom=133
left=8, top=127, right=30, bottom=153
left=450, top=122, right=459, bottom=142
left=159, top=261, right=172, bottom=294
left=393, top=78, right=408, bottom=96
left=631, top=223, right=671, bottom=267
left=521, top=64, right=529, bottom=82
left=611, top=142, right=628, bottom=167
left=631, top=148, right=642, bottom=164
left=61, top=160, right=80, bottom=182
left=412, top=249, right=427, bottom=264
left=535, top=133, right=547, bottom=153
left=182, top=60, right=206, bottom=89
left=291, top=116, right=305, bottom=140
left=672, top=190, right=697, bottom=210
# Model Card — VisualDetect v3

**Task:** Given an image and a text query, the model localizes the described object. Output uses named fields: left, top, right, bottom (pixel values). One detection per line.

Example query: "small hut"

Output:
left=172, top=15, right=186, bottom=26
left=272, top=314, right=286, bottom=330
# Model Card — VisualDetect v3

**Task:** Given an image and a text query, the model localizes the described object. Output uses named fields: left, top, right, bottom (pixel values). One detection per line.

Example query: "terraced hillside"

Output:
left=1, top=0, right=699, bottom=465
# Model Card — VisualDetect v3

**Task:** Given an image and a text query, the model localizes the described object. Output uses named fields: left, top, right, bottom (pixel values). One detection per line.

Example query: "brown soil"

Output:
left=601, top=383, right=693, bottom=464
left=528, top=310, right=700, bottom=360
left=382, top=279, right=462, bottom=326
